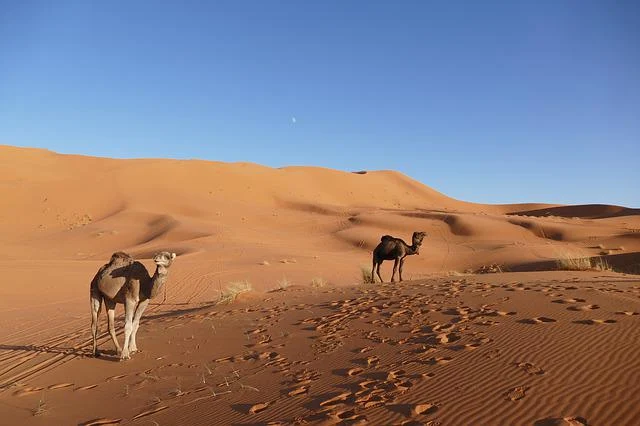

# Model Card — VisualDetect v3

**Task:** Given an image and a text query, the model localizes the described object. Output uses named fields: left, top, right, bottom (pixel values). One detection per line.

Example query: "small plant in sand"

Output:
left=360, top=265, right=373, bottom=284
left=310, top=277, right=327, bottom=288
left=475, top=263, right=505, bottom=274
left=33, top=392, right=47, bottom=416
left=276, top=277, right=292, bottom=291
left=556, top=256, right=610, bottom=272
left=218, top=280, right=252, bottom=304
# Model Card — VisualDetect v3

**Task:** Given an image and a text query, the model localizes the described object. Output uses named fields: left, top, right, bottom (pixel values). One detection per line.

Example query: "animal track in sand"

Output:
left=533, top=415, right=589, bottom=426
left=413, top=402, right=438, bottom=416
left=515, top=362, right=545, bottom=375
left=48, top=382, right=74, bottom=390
left=505, top=385, right=528, bottom=401
left=572, top=319, right=617, bottom=325
left=79, top=418, right=122, bottom=425
left=13, top=386, right=43, bottom=397
left=518, top=317, right=557, bottom=324
left=105, top=374, right=127, bottom=381
left=320, top=391, right=353, bottom=407
left=75, top=384, right=98, bottom=391
left=131, top=405, right=169, bottom=420
left=348, top=367, right=364, bottom=376
left=425, top=356, right=453, bottom=365
left=486, top=348, right=501, bottom=359
left=287, top=386, right=309, bottom=397
left=437, top=332, right=460, bottom=344
left=248, top=402, right=270, bottom=414
left=552, top=298, right=586, bottom=304
left=567, top=304, right=599, bottom=311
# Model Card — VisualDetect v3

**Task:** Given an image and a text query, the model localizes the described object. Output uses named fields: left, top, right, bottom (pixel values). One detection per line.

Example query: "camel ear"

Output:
left=171, top=253, right=176, bottom=259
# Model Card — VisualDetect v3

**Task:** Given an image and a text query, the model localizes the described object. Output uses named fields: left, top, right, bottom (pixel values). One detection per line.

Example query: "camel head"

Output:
left=412, top=232, right=427, bottom=253
left=153, top=251, right=177, bottom=267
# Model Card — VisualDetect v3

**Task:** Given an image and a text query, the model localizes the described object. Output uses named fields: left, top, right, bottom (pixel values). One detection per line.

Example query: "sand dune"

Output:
left=0, top=145, right=638, bottom=425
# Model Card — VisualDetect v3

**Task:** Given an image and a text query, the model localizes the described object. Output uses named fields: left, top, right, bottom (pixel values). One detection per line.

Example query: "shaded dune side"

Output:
left=510, top=204, right=640, bottom=219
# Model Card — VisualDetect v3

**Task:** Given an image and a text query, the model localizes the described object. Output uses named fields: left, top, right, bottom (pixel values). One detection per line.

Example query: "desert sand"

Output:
left=0, top=145, right=639, bottom=425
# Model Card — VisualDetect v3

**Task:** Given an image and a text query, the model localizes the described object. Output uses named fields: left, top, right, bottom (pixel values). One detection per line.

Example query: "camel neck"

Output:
left=148, top=265, right=169, bottom=299
left=407, top=243, right=421, bottom=255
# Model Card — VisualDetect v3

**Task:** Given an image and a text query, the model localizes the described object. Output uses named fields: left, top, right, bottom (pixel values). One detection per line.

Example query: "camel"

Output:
left=371, top=231, right=426, bottom=283
left=90, top=251, right=176, bottom=360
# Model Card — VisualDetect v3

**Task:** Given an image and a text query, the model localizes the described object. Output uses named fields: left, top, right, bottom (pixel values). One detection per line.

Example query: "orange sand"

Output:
left=0, top=145, right=638, bottom=425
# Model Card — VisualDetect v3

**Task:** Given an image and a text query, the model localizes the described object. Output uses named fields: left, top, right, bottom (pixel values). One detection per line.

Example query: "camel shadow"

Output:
left=0, top=343, right=87, bottom=357
left=0, top=344, right=120, bottom=363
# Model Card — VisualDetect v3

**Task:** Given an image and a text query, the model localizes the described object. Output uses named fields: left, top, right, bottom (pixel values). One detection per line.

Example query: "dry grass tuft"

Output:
left=360, top=265, right=373, bottom=284
left=310, top=277, right=327, bottom=288
left=33, top=392, right=47, bottom=416
left=475, top=264, right=505, bottom=274
left=556, top=256, right=610, bottom=272
left=218, top=281, right=252, bottom=304
left=274, top=277, right=292, bottom=291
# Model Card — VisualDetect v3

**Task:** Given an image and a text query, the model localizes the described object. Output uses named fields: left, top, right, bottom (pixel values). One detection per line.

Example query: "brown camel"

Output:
left=90, top=251, right=176, bottom=360
left=371, top=232, right=426, bottom=283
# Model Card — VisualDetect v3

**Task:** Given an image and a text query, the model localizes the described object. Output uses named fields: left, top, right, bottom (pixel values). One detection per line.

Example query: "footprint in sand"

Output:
left=573, top=319, right=617, bottom=325
left=287, top=386, right=309, bottom=397
left=567, top=305, right=599, bottom=311
left=320, top=392, right=353, bottom=407
left=533, top=415, right=588, bottom=426
left=518, top=317, right=557, bottom=324
left=413, top=402, right=438, bottom=416
left=515, top=362, right=545, bottom=375
left=505, top=385, right=528, bottom=401
left=552, top=298, right=586, bottom=304
left=248, top=402, right=271, bottom=414
left=437, top=332, right=460, bottom=344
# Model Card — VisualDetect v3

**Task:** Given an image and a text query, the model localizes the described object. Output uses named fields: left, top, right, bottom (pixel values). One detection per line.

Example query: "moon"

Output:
left=291, top=117, right=297, bottom=124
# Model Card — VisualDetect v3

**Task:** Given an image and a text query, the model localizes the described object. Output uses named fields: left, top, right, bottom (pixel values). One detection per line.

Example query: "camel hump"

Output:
left=381, top=235, right=395, bottom=242
left=109, top=251, right=133, bottom=264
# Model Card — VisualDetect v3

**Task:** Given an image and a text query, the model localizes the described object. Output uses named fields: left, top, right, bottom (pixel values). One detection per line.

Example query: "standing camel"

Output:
left=371, top=232, right=426, bottom=283
left=90, top=251, right=176, bottom=360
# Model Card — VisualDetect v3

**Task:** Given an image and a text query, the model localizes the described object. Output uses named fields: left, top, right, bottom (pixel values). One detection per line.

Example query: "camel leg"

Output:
left=90, top=290, right=102, bottom=357
left=391, top=258, right=399, bottom=283
left=399, top=258, right=405, bottom=282
left=376, top=261, right=384, bottom=283
left=129, top=299, right=149, bottom=354
left=105, top=299, right=122, bottom=356
left=371, top=258, right=377, bottom=284
left=120, top=299, right=136, bottom=360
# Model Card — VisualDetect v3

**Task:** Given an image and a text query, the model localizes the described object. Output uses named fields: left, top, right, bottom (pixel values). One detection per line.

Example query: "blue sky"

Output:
left=1, top=1, right=638, bottom=206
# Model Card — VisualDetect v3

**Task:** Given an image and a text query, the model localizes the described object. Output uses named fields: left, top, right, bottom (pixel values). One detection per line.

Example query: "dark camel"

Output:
left=371, top=232, right=426, bottom=283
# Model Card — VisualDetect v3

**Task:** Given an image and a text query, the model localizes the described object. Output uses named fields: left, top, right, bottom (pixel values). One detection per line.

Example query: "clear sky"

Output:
left=1, top=1, right=638, bottom=206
